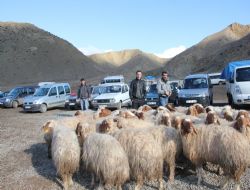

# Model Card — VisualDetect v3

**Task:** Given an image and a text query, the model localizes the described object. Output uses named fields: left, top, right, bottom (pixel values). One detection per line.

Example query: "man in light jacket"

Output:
left=77, top=78, right=90, bottom=110
left=157, top=71, right=172, bottom=106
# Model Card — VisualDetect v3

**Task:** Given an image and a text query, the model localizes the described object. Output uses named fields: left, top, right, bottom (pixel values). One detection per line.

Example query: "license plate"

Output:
left=186, top=100, right=197, bottom=103
left=69, top=103, right=75, bottom=106
left=147, top=102, right=156, bottom=105
left=25, top=106, right=31, bottom=109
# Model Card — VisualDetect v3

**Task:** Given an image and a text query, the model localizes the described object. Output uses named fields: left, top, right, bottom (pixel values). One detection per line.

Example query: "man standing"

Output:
left=129, top=70, right=146, bottom=109
left=157, top=71, right=172, bottom=106
left=77, top=78, right=90, bottom=111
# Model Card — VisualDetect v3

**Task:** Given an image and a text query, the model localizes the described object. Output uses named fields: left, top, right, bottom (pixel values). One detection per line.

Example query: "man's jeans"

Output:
left=80, top=98, right=89, bottom=110
left=159, top=96, right=168, bottom=107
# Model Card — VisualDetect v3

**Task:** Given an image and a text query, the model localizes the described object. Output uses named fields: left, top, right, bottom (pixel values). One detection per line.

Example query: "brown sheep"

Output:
left=194, top=103, right=206, bottom=114
left=186, top=105, right=199, bottom=116
left=166, top=103, right=176, bottom=112
left=236, top=110, right=250, bottom=120
left=205, top=111, right=220, bottom=125
left=138, top=105, right=153, bottom=112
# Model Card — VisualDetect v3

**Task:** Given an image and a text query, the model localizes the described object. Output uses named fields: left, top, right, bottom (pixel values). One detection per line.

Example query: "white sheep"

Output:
left=113, top=128, right=164, bottom=190
left=51, top=126, right=80, bottom=190
left=180, top=118, right=250, bottom=190
left=82, top=133, right=130, bottom=190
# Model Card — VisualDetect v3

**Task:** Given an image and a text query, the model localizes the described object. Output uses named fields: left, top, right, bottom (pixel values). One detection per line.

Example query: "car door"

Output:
left=17, top=88, right=27, bottom=105
left=47, top=87, right=58, bottom=108
left=121, top=85, right=130, bottom=105
left=57, top=86, right=66, bottom=107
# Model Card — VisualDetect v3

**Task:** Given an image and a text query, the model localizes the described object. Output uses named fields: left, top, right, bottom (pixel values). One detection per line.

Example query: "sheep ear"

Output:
left=217, top=119, right=221, bottom=125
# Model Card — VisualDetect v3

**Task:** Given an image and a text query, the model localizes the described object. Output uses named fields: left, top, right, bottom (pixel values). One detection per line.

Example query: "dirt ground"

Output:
left=0, top=85, right=250, bottom=190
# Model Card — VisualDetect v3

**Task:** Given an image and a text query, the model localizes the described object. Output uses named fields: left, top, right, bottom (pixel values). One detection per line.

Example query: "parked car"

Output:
left=101, top=75, right=125, bottom=84
left=92, top=83, right=131, bottom=109
left=145, top=84, right=159, bottom=107
left=23, top=83, right=71, bottom=113
left=208, top=73, right=226, bottom=85
left=0, top=91, right=9, bottom=99
left=221, top=60, right=250, bottom=108
left=0, top=86, right=38, bottom=108
left=178, top=74, right=213, bottom=107
left=169, top=82, right=180, bottom=105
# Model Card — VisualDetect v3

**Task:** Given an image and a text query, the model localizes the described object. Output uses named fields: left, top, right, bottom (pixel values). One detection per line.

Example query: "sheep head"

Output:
left=194, top=104, right=206, bottom=114
left=166, top=103, right=176, bottom=112
left=236, top=110, right=249, bottom=120
left=186, top=106, right=199, bottom=116
left=139, top=105, right=152, bottom=112
left=223, top=112, right=234, bottom=121
left=134, top=111, right=144, bottom=120
left=171, top=116, right=182, bottom=130
left=99, top=118, right=116, bottom=133
left=74, top=110, right=84, bottom=116
left=205, top=111, right=220, bottom=125
left=99, top=108, right=112, bottom=117
left=205, top=106, right=214, bottom=113
left=234, top=115, right=250, bottom=132
left=160, top=111, right=171, bottom=127
left=181, top=119, right=197, bottom=136
left=42, top=120, right=56, bottom=134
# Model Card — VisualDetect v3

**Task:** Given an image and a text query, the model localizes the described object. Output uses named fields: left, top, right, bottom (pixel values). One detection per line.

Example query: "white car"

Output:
left=92, top=83, right=131, bottom=109
left=208, top=73, right=226, bottom=85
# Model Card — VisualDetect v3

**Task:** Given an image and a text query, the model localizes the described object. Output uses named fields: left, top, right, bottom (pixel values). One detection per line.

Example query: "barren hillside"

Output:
left=0, top=22, right=104, bottom=86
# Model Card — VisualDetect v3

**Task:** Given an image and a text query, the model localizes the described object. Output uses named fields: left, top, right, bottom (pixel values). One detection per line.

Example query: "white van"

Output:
left=23, top=83, right=71, bottom=113
left=92, top=83, right=131, bottom=109
left=221, top=60, right=250, bottom=107
left=208, top=73, right=226, bottom=85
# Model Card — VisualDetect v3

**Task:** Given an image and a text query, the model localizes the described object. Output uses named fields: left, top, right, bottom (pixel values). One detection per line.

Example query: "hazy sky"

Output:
left=1, top=0, right=250, bottom=58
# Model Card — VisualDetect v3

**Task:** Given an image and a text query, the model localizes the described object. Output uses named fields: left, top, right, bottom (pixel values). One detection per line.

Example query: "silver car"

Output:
left=23, top=83, right=71, bottom=113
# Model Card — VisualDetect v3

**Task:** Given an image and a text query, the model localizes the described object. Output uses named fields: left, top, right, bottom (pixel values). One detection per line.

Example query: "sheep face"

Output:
left=194, top=104, right=205, bottom=114
left=181, top=119, right=197, bottom=136
left=224, top=112, right=234, bottom=121
left=206, top=111, right=220, bottom=125
left=234, top=115, right=250, bottom=132
left=42, top=120, right=55, bottom=134
left=99, top=108, right=112, bottom=117
left=135, top=111, right=144, bottom=120
left=141, top=105, right=152, bottom=112
left=171, top=116, right=182, bottom=130
left=205, top=106, right=214, bottom=113
left=74, top=110, right=84, bottom=116
left=186, top=106, right=198, bottom=116
left=99, top=118, right=116, bottom=133
left=236, top=110, right=249, bottom=120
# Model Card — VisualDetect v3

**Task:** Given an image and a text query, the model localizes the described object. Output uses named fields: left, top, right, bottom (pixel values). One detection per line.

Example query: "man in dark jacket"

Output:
left=129, top=70, right=146, bottom=109
left=77, top=78, right=90, bottom=110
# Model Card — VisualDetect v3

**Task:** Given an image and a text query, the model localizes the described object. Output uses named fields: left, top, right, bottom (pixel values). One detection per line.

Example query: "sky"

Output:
left=1, top=0, right=250, bottom=58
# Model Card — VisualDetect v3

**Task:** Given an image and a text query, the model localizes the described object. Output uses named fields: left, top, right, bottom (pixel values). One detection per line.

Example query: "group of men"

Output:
left=129, top=70, right=171, bottom=109
left=77, top=70, right=172, bottom=111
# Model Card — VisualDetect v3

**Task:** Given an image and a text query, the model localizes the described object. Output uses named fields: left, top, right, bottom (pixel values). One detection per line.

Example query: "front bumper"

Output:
left=65, top=101, right=81, bottom=109
left=233, top=94, right=250, bottom=105
left=92, top=102, right=120, bottom=109
left=0, top=101, right=13, bottom=108
left=23, top=104, right=42, bottom=112
left=178, top=96, right=209, bottom=106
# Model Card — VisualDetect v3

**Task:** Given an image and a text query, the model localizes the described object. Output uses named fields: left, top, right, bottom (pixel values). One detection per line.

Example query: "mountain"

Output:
left=89, top=49, right=168, bottom=79
left=0, top=22, right=104, bottom=86
left=149, top=23, right=250, bottom=79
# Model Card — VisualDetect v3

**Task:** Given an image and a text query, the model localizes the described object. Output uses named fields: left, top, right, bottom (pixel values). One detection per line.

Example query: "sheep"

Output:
left=119, top=110, right=137, bottom=119
left=221, top=105, right=234, bottom=121
left=51, top=126, right=80, bottom=190
left=205, top=106, right=214, bottom=113
left=186, top=105, right=199, bottom=116
left=166, top=103, right=176, bottom=112
left=236, top=110, right=250, bottom=120
left=112, top=128, right=164, bottom=190
left=155, top=110, right=172, bottom=127
left=193, top=103, right=206, bottom=114
left=75, top=122, right=97, bottom=146
left=234, top=115, right=250, bottom=142
left=180, top=118, right=250, bottom=190
left=138, top=104, right=153, bottom=112
left=93, top=107, right=112, bottom=118
left=205, top=111, right=220, bottom=125
left=81, top=133, right=130, bottom=190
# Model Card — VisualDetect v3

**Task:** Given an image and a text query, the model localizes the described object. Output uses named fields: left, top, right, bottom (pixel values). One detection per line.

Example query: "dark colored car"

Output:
left=64, top=92, right=81, bottom=110
left=0, top=86, right=38, bottom=108
left=145, top=84, right=159, bottom=107
left=169, top=82, right=180, bottom=105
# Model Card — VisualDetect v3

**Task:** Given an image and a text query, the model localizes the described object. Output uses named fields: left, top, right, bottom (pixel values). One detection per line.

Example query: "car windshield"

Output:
left=8, top=88, right=21, bottom=96
left=92, top=86, right=106, bottom=95
left=236, top=67, right=250, bottom=82
left=33, top=88, right=50, bottom=96
left=103, top=85, right=121, bottom=93
left=183, top=78, right=208, bottom=89
left=148, top=84, right=157, bottom=93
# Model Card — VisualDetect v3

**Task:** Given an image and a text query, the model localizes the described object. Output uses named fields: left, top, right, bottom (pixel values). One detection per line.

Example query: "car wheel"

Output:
left=219, top=81, right=223, bottom=85
left=117, top=101, right=122, bottom=110
left=40, top=104, right=47, bottom=113
left=12, top=101, right=18, bottom=108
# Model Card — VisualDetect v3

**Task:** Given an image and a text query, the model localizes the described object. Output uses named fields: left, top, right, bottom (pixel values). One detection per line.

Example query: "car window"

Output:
left=58, top=86, right=65, bottom=95
left=49, top=87, right=57, bottom=96
left=184, top=78, right=208, bottom=89
left=28, top=87, right=35, bottom=94
left=64, top=85, right=70, bottom=94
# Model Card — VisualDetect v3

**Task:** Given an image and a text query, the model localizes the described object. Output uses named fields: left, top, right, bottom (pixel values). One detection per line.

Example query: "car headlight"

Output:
left=235, top=85, right=242, bottom=94
left=92, top=100, right=97, bottom=103
left=33, top=100, right=39, bottom=104
left=65, top=100, right=69, bottom=103
left=110, top=98, right=116, bottom=103
left=5, top=98, right=10, bottom=102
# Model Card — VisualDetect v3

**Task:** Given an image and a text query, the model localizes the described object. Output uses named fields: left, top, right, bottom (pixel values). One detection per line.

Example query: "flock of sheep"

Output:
left=41, top=103, right=250, bottom=190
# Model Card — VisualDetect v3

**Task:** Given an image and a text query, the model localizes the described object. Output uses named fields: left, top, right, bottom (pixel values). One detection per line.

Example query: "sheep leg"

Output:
left=158, top=178, right=164, bottom=190
left=196, top=166, right=203, bottom=186
left=61, top=174, right=69, bottom=190
left=48, top=144, right=52, bottom=159
left=116, top=184, right=122, bottom=190
left=91, top=173, right=95, bottom=188
left=234, top=182, right=241, bottom=190
left=168, top=162, right=175, bottom=183
left=68, top=174, right=73, bottom=187
left=135, top=178, right=143, bottom=190
left=220, top=175, right=230, bottom=189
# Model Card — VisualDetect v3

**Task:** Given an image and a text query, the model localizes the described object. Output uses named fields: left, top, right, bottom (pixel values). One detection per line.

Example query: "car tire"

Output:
left=12, top=101, right=18, bottom=108
left=117, top=101, right=122, bottom=110
left=219, top=81, right=223, bottom=85
left=40, top=104, right=47, bottom=113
